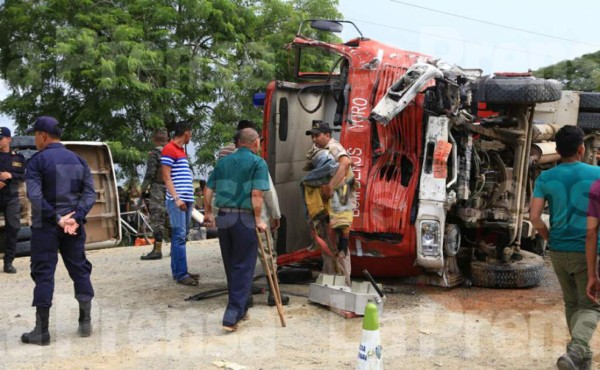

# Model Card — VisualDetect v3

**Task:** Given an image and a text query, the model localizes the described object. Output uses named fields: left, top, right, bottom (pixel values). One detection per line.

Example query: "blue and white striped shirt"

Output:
left=161, top=141, right=194, bottom=202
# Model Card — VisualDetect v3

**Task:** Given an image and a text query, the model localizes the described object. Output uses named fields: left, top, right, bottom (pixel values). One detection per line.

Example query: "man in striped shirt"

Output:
left=161, top=121, right=198, bottom=286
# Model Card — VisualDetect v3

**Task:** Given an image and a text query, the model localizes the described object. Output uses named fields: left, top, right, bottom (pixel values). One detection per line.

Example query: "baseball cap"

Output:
left=0, top=127, right=11, bottom=138
left=305, top=121, right=332, bottom=136
left=26, top=116, right=63, bottom=137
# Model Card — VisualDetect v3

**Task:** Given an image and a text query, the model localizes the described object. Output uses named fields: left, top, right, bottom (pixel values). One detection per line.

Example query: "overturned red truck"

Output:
left=259, top=19, right=588, bottom=288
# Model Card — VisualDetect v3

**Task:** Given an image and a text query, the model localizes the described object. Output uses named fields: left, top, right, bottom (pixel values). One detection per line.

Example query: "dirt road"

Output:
left=0, top=240, right=597, bottom=369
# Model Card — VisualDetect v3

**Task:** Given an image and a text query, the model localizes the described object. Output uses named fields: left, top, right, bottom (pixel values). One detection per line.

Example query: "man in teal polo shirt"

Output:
left=531, top=125, right=600, bottom=370
left=204, top=128, right=269, bottom=332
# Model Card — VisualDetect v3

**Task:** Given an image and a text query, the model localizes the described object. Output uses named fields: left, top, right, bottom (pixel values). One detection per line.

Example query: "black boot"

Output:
left=267, top=282, right=289, bottom=307
left=78, top=300, right=92, bottom=337
left=557, top=350, right=584, bottom=370
left=141, top=241, right=162, bottom=260
left=3, top=262, right=16, bottom=273
left=581, top=357, right=592, bottom=370
left=21, top=306, right=50, bottom=345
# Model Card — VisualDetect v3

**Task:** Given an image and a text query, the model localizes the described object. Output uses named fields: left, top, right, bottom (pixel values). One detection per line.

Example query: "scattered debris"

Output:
left=212, top=360, right=247, bottom=370
left=308, top=274, right=385, bottom=315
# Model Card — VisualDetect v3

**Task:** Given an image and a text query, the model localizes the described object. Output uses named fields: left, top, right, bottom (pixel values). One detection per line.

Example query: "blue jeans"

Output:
left=166, top=199, right=193, bottom=281
left=217, top=211, right=258, bottom=326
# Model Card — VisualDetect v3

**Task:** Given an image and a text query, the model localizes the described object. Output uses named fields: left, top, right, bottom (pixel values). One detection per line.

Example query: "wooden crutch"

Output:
left=256, top=228, right=286, bottom=327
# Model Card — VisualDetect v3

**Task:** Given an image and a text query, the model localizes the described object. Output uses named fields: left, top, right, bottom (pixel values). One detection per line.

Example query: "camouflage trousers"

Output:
left=148, top=184, right=167, bottom=241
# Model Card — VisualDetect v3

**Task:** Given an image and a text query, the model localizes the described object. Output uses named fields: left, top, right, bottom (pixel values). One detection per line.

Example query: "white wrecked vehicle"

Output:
left=0, top=137, right=121, bottom=256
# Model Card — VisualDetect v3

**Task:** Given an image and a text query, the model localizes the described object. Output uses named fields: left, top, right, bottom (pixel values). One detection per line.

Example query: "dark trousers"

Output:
left=217, top=211, right=258, bottom=326
left=1, top=197, right=21, bottom=264
left=30, top=225, right=94, bottom=307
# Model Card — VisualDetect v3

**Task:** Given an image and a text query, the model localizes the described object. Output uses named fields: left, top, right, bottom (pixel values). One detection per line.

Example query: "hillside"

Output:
left=533, top=50, right=600, bottom=91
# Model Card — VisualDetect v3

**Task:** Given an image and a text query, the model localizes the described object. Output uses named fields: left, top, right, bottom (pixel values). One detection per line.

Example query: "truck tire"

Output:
left=579, top=92, right=600, bottom=112
left=577, top=112, right=600, bottom=129
left=474, top=77, right=562, bottom=104
left=470, top=250, right=544, bottom=288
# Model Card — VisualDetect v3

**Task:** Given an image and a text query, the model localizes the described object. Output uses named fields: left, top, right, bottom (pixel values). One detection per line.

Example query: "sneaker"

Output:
left=3, top=263, right=16, bottom=274
left=140, top=251, right=162, bottom=260
left=222, top=323, right=238, bottom=333
left=557, top=350, right=584, bottom=370
left=268, top=294, right=290, bottom=306
left=188, top=272, right=199, bottom=280
left=177, top=276, right=199, bottom=286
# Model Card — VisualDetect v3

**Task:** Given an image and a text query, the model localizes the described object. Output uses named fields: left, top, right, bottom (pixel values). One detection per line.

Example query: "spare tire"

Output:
left=577, top=112, right=600, bottom=129
left=579, top=92, right=600, bottom=112
left=471, top=250, right=544, bottom=288
left=474, top=77, right=562, bottom=104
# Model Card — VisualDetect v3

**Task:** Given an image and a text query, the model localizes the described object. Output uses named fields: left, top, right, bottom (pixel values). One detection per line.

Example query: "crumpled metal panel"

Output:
left=360, top=64, right=424, bottom=236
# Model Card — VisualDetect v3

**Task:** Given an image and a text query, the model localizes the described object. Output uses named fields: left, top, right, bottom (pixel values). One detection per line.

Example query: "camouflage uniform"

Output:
left=140, top=145, right=167, bottom=260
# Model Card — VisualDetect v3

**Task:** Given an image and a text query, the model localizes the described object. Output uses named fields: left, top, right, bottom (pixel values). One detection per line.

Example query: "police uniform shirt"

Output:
left=26, top=143, right=96, bottom=227
left=0, top=150, right=25, bottom=202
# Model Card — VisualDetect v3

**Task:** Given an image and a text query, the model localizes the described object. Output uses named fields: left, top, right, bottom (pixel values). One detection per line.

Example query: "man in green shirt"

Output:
left=531, top=125, right=600, bottom=370
left=204, top=128, right=269, bottom=332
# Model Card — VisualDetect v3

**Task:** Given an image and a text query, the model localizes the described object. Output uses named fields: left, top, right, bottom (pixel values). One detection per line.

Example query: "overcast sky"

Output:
left=2, top=0, right=599, bottom=131
left=338, top=0, right=599, bottom=73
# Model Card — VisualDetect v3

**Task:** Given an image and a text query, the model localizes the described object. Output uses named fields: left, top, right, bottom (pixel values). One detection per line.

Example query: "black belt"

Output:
left=219, top=207, right=252, bottom=213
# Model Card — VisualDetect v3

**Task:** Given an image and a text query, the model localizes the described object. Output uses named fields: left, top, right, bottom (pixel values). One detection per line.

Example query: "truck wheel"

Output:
left=474, top=77, right=562, bottom=104
left=579, top=92, right=600, bottom=112
left=470, top=250, right=544, bottom=288
left=577, top=112, right=600, bottom=129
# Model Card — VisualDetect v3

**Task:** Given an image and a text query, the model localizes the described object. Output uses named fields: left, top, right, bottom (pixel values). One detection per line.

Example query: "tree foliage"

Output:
left=0, top=0, right=341, bottom=179
left=533, top=50, right=600, bottom=92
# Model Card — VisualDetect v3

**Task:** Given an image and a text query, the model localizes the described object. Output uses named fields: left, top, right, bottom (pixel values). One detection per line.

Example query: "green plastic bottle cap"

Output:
left=362, top=302, right=379, bottom=330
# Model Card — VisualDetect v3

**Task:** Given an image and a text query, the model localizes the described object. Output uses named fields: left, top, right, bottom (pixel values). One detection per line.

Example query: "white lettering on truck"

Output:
left=349, top=97, right=368, bottom=128
left=347, top=147, right=363, bottom=218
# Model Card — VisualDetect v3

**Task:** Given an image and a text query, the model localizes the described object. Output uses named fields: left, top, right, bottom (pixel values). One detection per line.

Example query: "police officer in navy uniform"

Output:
left=0, top=127, right=25, bottom=273
left=21, top=116, right=96, bottom=346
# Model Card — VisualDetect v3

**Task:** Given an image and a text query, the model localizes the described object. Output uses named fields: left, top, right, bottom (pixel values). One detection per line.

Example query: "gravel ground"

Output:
left=0, top=240, right=598, bottom=370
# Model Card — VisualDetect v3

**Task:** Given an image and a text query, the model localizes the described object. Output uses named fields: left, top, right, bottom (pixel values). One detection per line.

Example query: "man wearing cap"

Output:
left=0, top=127, right=25, bottom=273
left=139, top=127, right=169, bottom=260
left=21, top=116, right=96, bottom=345
left=304, top=121, right=354, bottom=286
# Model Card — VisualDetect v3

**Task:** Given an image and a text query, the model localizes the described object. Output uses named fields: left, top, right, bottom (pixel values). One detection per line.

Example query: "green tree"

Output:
left=533, top=50, right=600, bottom=91
left=196, top=0, right=343, bottom=168
left=0, top=0, right=341, bottom=179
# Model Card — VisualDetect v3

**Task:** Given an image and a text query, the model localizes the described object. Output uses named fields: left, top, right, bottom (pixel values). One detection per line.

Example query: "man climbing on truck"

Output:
left=302, top=121, right=355, bottom=286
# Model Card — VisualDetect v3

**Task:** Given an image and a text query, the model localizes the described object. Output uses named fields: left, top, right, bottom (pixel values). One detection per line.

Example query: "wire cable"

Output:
left=389, top=0, right=600, bottom=48
left=346, top=17, right=566, bottom=60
